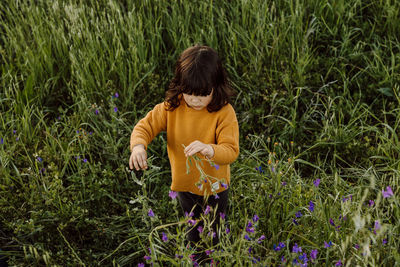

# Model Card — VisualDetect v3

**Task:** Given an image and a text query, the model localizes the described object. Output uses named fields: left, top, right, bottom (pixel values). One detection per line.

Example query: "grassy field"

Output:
left=1, top=0, right=400, bottom=266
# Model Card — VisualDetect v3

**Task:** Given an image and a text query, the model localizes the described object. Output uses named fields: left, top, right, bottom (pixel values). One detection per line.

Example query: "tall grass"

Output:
left=1, top=0, right=399, bottom=265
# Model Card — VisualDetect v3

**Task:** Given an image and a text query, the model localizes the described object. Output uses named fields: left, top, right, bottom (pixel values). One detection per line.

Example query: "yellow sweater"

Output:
left=130, top=96, right=239, bottom=195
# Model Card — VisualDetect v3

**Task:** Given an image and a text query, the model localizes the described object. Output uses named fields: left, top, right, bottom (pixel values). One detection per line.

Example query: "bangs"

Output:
left=180, top=74, right=214, bottom=96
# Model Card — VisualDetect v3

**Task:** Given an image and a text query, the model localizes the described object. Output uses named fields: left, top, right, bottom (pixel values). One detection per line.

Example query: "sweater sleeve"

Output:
left=209, top=105, right=240, bottom=165
left=130, top=102, right=167, bottom=151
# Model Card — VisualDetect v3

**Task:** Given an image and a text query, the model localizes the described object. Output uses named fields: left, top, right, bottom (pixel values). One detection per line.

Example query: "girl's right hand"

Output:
left=129, top=144, right=148, bottom=171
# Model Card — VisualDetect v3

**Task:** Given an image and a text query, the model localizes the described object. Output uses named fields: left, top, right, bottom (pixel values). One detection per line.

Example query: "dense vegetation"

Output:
left=1, top=0, right=399, bottom=266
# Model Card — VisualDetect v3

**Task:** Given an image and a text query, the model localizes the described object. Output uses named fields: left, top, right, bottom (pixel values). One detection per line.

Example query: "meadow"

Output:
left=0, top=0, right=399, bottom=266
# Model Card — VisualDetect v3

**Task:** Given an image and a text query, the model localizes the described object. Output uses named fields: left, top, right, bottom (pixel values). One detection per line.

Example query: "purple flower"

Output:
left=246, top=226, right=255, bottom=233
left=114, top=107, right=118, bottom=112
left=220, top=212, right=226, bottom=220
left=244, top=234, right=251, bottom=241
left=258, top=235, right=266, bottom=243
left=214, top=194, right=219, bottom=199
left=335, top=260, right=342, bottom=266
left=255, top=166, right=264, bottom=173
left=281, top=181, right=287, bottom=186
left=185, top=211, right=194, bottom=218
left=253, top=214, right=259, bottom=222
left=310, top=249, right=318, bottom=260
left=205, top=249, right=214, bottom=255
left=175, top=254, right=183, bottom=259
left=83, top=158, right=88, bottom=163
left=368, top=200, right=374, bottom=207
left=309, top=201, right=315, bottom=212
left=211, top=163, right=220, bottom=170
left=313, top=179, right=320, bottom=187
left=226, top=228, right=230, bottom=234
left=36, top=156, right=43, bottom=162
left=148, top=209, right=154, bottom=217
left=247, top=221, right=253, bottom=228
left=292, top=243, right=302, bottom=253
left=138, top=263, right=145, bottom=267
left=324, top=241, right=332, bottom=248
left=197, top=226, right=203, bottom=233
left=329, top=218, right=335, bottom=226
left=273, top=242, right=285, bottom=251
left=115, top=92, right=119, bottom=98
left=0, top=138, right=3, bottom=145
left=168, top=190, right=178, bottom=199
left=144, top=255, right=151, bottom=260
left=354, top=244, right=360, bottom=249
left=383, top=239, right=388, bottom=244
left=13, top=130, right=17, bottom=134
left=95, top=109, right=99, bottom=115
left=161, top=232, right=168, bottom=242
left=293, top=218, right=299, bottom=225
left=295, top=211, right=302, bottom=218
left=382, top=186, right=394, bottom=198
left=188, top=219, right=197, bottom=226
left=204, top=205, right=211, bottom=215
left=221, top=182, right=228, bottom=189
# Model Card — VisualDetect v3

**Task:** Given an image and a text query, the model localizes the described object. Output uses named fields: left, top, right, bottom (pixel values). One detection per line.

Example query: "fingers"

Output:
left=184, top=141, right=210, bottom=157
left=129, top=149, right=148, bottom=171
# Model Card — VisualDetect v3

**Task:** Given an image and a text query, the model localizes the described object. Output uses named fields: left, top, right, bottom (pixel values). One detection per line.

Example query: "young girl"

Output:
left=129, top=45, right=239, bottom=264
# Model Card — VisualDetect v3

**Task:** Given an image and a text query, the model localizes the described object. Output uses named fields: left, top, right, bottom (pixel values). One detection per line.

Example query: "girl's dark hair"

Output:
left=165, top=45, right=235, bottom=112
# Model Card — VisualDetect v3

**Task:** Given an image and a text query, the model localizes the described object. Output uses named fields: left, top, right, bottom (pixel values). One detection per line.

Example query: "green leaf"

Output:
left=377, top=87, right=393, bottom=97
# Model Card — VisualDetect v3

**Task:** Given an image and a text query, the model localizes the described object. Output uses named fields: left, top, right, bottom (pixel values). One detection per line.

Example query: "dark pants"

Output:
left=177, top=189, right=229, bottom=263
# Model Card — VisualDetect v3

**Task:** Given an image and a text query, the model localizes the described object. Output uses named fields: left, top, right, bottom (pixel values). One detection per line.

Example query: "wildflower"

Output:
left=115, top=92, right=119, bottom=98
left=310, top=249, right=318, bottom=260
left=295, top=211, right=302, bottom=218
left=161, top=232, right=168, bottom=242
left=185, top=211, right=194, bottom=217
left=257, top=235, right=266, bottom=243
left=244, top=234, right=251, bottom=241
left=148, top=209, right=154, bottom=217
left=382, top=186, right=394, bottom=198
left=144, top=255, right=151, bottom=260
left=368, top=200, right=374, bottom=207
left=281, top=256, right=286, bottom=263
left=226, top=228, right=230, bottom=234
left=138, top=263, right=145, bottom=267
left=168, top=190, right=178, bottom=200
left=253, top=214, right=259, bottom=222
left=324, top=241, right=332, bottom=248
left=0, top=138, right=3, bottom=144
left=354, top=244, right=360, bottom=249
left=83, top=158, right=88, bottom=163
left=175, top=254, right=183, bottom=259
left=204, top=205, right=211, bottom=215
left=383, top=239, right=388, bottom=244
left=36, top=156, right=43, bottom=162
left=255, top=166, right=264, bottom=173
left=114, top=107, right=118, bottom=112
left=220, top=212, right=226, bottom=220
left=329, top=218, right=335, bottom=226
left=95, top=109, right=99, bottom=115
left=282, top=181, right=287, bottom=186
left=214, top=194, right=219, bottom=199
left=273, top=242, right=285, bottom=251
left=335, top=260, right=342, bottom=266
left=247, top=221, right=253, bottom=228
left=211, top=162, right=220, bottom=170
left=197, top=226, right=203, bottom=233
left=374, top=220, right=381, bottom=234
left=309, top=201, right=315, bottom=212
left=246, top=226, right=255, bottom=233
left=313, top=179, right=320, bottom=187
left=221, top=182, right=228, bottom=189
left=293, top=218, right=299, bottom=225
left=271, top=166, right=276, bottom=172
left=188, top=219, right=196, bottom=226
left=292, top=243, right=302, bottom=253
left=205, top=249, right=214, bottom=256
left=299, top=253, right=308, bottom=263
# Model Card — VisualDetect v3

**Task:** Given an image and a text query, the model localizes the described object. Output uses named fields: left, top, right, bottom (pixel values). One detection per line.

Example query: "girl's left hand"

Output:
left=184, top=140, right=214, bottom=159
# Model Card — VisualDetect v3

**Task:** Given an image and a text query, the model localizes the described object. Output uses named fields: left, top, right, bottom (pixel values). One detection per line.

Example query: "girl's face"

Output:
left=183, top=89, right=213, bottom=110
